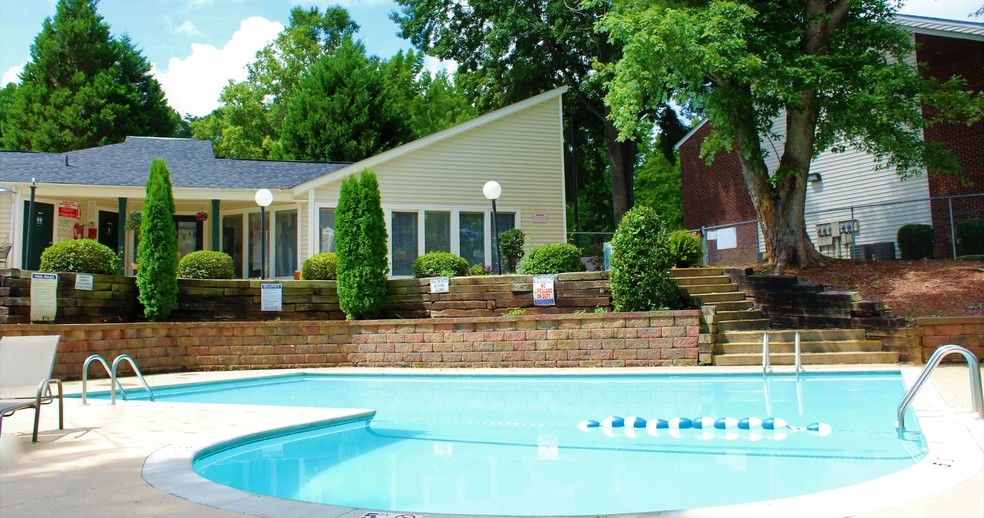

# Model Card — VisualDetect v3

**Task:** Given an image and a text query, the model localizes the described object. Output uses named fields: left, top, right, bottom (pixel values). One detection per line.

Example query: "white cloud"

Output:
left=153, top=17, right=283, bottom=117
left=174, top=20, right=201, bottom=37
left=900, top=0, right=981, bottom=20
left=187, top=0, right=214, bottom=7
left=423, top=55, right=458, bottom=78
left=1, top=65, right=24, bottom=86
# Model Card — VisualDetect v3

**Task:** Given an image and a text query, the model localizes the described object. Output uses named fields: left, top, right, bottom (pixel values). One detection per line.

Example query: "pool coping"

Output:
left=138, top=366, right=984, bottom=518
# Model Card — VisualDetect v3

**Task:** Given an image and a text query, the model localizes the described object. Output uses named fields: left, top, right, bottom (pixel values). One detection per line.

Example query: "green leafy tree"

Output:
left=136, top=158, right=179, bottom=321
left=600, top=1, right=980, bottom=271
left=609, top=206, right=677, bottom=311
left=634, top=147, right=683, bottom=230
left=335, top=171, right=389, bottom=319
left=3, top=0, right=177, bottom=152
left=0, top=83, right=17, bottom=144
left=280, top=38, right=413, bottom=162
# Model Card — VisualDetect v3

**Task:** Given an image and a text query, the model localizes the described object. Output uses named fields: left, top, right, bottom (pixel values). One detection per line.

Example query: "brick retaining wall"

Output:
left=916, top=316, right=984, bottom=362
left=0, top=310, right=699, bottom=380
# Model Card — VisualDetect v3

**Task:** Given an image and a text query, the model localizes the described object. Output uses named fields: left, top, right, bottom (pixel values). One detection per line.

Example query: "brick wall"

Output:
left=916, top=316, right=984, bottom=362
left=679, top=123, right=757, bottom=231
left=0, top=310, right=700, bottom=380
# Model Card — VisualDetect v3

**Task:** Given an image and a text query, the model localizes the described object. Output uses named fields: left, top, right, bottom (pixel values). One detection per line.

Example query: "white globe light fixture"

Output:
left=483, top=181, right=503, bottom=274
left=255, top=189, right=273, bottom=278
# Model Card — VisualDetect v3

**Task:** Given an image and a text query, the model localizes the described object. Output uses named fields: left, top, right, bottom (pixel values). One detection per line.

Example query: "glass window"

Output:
left=319, top=208, right=336, bottom=253
left=492, top=212, right=516, bottom=272
left=177, top=220, right=199, bottom=259
left=275, top=210, right=297, bottom=277
left=391, top=211, right=418, bottom=276
left=248, top=212, right=266, bottom=278
left=222, top=214, right=244, bottom=278
left=424, top=211, right=450, bottom=253
left=459, top=212, right=485, bottom=268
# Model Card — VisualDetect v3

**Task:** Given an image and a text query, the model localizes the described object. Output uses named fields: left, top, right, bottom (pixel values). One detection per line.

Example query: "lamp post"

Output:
left=254, top=188, right=273, bottom=279
left=483, top=181, right=503, bottom=274
left=26, top=178, right=36, bottom=269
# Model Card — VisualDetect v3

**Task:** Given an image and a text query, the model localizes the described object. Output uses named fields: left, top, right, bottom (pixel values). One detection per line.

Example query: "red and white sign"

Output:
left=58, top=200, right=80, bottom=219
left=533, top=211, right=548, bottom=223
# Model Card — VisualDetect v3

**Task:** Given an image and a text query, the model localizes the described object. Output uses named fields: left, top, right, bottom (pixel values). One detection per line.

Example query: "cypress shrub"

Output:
left=136, top=158, right=179, bottom=321
left=336, top=171, right=389, bottom=319
left=896, top=224, right=934, bottom=260
left=518, top=243, right=585, bottom=274
left=39, top=239, right=118, bottom=274
left=177, top=250, right=234, bottom=279
left=498, top=228, right=526, bottom=273
left=610, top=206, right=678, bottom=311
left=301, top=252, right=338, bottom=280
left=412, top=251, right=469, bottom=278
left=956, top=218, right=984, bottom=255
left=667, top=230, right=703, bottom=267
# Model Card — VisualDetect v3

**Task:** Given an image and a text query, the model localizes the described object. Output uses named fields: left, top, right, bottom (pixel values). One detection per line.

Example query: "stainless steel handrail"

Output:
left=110, top=354, right=155, bottom=404
left=897, top=344, right=983, bottom=431
left=82, top=354, right=127, bottom=405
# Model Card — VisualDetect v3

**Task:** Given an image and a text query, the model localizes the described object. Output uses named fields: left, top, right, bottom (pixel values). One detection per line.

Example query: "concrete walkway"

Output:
left=1, top=366, right=981, bottom=517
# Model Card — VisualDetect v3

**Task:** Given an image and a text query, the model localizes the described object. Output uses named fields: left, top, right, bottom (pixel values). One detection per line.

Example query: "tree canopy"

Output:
left=600, top=0, right=981, bottom=270
left=2, top=0, right=177, bottom=152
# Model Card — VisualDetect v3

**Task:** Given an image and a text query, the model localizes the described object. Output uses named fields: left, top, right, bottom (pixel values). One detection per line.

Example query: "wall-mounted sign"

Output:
left=430, top=276, right=450, bottom=293
left=58, top=200, right=80, bottom=219
left=533, top=274, right=555, bottom=306
left=261, top=283, right=283, bottom=311
left=533, top=211, right=548, bottom=223
left=716, top=227, right=737, bottom=250
left=30, top=273, right=58, bottom=321
left=87, top=201, right=97, bottom=224
left=75, top=273, right=94, bottom=291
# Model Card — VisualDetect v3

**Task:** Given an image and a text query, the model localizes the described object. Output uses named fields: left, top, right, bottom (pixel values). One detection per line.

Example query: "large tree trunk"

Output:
left=603, top=109, right=637, bottom=225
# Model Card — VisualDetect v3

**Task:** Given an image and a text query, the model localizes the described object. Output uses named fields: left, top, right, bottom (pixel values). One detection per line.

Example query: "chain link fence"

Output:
left=689, top=193, right=983, bottom=265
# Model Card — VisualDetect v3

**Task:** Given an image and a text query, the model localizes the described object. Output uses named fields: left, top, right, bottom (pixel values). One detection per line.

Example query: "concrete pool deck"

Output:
left=0, top=365, right=981, bottom=518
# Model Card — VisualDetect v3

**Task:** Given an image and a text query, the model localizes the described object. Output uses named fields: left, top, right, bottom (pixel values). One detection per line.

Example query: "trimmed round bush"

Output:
left=412, top=251, right=469, bottom=278
left=39, top=239, right=117, bottom=275
left=956, top=218, right=984, bottom=255
left=301, top=252, right=338, bottom=280
left=177, top=250, right=234, bottom=279
left=609, top=206, right=679, bottom=311
left=469, top=264, right=490, bottom=276
left=667, top=229, right=703, bottom=267
left=498, top=228, right=526, bottom=273
left=897, top=224, right=935, bottom=260
left=518, top=243, right=585, bottom=274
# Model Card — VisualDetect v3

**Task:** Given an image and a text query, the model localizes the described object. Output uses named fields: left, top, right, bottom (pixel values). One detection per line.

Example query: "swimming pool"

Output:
left=108, top=371, right=928, bottom=515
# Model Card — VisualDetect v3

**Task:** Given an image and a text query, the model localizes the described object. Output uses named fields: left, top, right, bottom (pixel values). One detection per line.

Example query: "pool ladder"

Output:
left=82, top=354, right=156, bottom=405
left=762, top=331, right=804, bottom=374
left=896, top=344, right=983, bottom=432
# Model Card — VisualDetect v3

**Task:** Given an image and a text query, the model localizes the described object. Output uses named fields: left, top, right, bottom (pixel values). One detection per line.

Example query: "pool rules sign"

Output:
left=30, top=273, right=58, bottom=321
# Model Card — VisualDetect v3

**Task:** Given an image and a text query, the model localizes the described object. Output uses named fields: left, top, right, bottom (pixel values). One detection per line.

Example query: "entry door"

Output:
left=98, top=210, right=119, bottom=253
left=22, top=201, right=54, bottom=270
left=175, top=216, right=204, bottom=259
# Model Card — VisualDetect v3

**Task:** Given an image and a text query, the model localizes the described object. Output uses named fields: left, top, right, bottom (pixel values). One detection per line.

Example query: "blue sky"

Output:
left=1, top=0, right=981, bottom=118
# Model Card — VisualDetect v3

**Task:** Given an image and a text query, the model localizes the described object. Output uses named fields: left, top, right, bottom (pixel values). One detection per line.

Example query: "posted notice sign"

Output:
left=261, top=283, right=283, bottom=311
left=75, top=273, right=94, bottom=291
left=533, top=274, right=555, bottom=306
left=30, top=273, right=58, bottom=321
left=430, top=276, right=450, bottom=294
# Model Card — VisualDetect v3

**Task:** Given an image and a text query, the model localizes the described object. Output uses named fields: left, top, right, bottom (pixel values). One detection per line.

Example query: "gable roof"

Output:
left=292, top=87, right=569, bottom=195
left=0, top=137, right=348, bottom=190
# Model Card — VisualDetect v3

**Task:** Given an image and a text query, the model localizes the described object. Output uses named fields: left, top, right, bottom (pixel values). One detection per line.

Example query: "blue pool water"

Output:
left=107, top=372, right=926, bottom=515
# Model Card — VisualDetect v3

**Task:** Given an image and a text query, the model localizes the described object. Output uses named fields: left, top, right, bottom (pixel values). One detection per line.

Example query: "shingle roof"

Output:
left=0, top=137, right=349, bottom=190
left=895, top=14, right=984, bottom=41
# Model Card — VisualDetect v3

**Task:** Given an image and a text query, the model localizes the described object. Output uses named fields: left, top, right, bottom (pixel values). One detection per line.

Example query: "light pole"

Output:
left=483, top=181, right=503, bottom=274
left=254, top=188, right=273, bottom=279
left=26, top=178, right=36, bottom=269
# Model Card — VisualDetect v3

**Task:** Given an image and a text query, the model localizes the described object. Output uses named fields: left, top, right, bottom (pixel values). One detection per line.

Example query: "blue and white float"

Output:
left=578, top=415, right=831, bottom=441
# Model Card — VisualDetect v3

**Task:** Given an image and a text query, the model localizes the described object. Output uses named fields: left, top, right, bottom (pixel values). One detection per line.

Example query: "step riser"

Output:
left=715, top=310, right=764, bottom=322
left=717, top=329, right=867, bottom=343
left=681, top=284, right=739, bottom=295
left=671, top=268, right=724, bottom=278
left=716, top=341, right=885, bottom=354
left=692, top=292, right=747, bottom=303
left=672, top=276, right=732, bottom=286
left=713, top=352, right=900, bottom=366
left=704, top=301, right=756, bottom=312
left=717, top=319, right=772, bottom=331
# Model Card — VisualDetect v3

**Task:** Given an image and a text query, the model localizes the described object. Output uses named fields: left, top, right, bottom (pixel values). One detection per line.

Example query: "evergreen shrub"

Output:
left=469, top=264, right=490, bottom=276
left=136, top=158, right=179, bottom=321
left=301, top=252, right=338, bottom=280
left=412, top=251, right=469, bottom=278
left=897, top=224, right=934, bottom=260
left=956, top=218, right=984, bottom=255
left=667, top=230, right=703, bottom=267
left=609, top=206, right=678, bottom=311
left=39, top=239, right=117, bottom=275
left=518, top=243, right=585, bottom=274
left=498, top=228, right=526, bottom=273
left=336, top=171, right=389, bottom=319
left=177, top=250, right=234, bottom=279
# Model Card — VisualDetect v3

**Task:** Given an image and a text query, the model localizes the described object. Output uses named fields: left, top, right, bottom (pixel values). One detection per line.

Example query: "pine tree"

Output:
left=3, top=0, right=177, bottom=152
left=136, top=158, right=178, bottom=321
left=336, top=171, right=389, bottom=319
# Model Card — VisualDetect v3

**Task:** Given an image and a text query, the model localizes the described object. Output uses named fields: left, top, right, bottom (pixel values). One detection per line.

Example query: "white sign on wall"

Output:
left=261, top=283, right=283, bottom=311
left=716, top=227, right=737, bottom=250
left=30, top=273, right=58, bottom=322
left=430, top=277, right=450, bottom=294
left=75, top=273, right=94, bottom=291
left=533, top=274, right=555, bottom=306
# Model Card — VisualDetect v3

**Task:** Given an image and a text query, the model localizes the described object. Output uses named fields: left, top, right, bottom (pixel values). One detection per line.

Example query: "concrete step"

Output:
left=672, top=275, right=733, bottom=286
left=671, top=267, right=725, bottom=278
left=715, top=340, right=885, bottom=355
left=692, top=291, right=748, bottom=304
left=715, top=309, right=764, bottom=322
left=717, top=319, right=771, bottom=331
left=704, top=300, right=756, bottom=312
left=713, top=351, right=900, bottom=366
left=716, top=328, right=868, bottom=344
left=680, top=283, right=739, bottom=295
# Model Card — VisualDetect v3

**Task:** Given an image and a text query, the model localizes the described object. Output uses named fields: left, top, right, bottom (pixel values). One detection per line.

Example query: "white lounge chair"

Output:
left=0, top=335, right=64, bottom=442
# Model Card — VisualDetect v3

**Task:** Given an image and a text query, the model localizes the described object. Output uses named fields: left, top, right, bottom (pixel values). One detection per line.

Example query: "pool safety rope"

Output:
left=577, top=416, right=832, bottom=440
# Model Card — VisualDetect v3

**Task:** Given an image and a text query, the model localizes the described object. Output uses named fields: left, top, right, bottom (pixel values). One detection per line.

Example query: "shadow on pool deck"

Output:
left=0, top=365, right=981, bottom=518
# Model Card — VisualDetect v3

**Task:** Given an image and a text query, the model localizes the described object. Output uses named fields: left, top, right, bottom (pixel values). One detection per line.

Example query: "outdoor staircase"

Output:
left=671, top=267, right=899, bottom=366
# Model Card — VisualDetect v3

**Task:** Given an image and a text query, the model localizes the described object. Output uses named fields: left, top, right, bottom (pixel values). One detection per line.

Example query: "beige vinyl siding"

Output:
left=307, top=94, right=566, bottom=269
